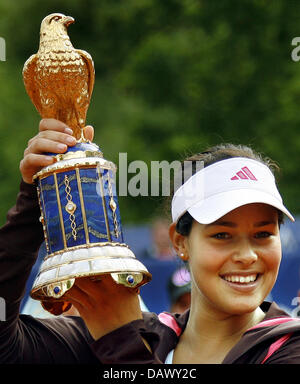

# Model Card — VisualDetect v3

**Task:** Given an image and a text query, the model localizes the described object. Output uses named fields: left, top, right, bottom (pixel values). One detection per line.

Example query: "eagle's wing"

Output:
left=76, top=49, right=95, bottom=102
left=22, top=54, right=43, bottom=116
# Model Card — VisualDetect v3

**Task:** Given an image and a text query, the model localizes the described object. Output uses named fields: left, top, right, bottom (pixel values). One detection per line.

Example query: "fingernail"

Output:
left=66, top=136, right=76, bottom=145
left=57, top=143, right=67, bottom=151
left=45, top=156, right=54, bottom=163
left=64, top=127, right=73, bottom=135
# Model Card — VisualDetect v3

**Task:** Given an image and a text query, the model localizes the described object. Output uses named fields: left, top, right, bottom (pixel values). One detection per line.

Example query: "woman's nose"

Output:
left=231, top=240, right=258, bottom=265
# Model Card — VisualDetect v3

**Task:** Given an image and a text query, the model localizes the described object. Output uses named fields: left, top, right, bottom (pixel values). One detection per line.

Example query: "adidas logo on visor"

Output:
left=231, top=166, right=257, bottom=181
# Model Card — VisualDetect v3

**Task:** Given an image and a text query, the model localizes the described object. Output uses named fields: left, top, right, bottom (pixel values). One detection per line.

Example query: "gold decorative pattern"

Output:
left=54, top=149, right=103, bottom=161
left=33, top=157, right=116, bottom=180
left=64, top=224, right=109, bottom=241
left=64, top=175, right=77, bottom=241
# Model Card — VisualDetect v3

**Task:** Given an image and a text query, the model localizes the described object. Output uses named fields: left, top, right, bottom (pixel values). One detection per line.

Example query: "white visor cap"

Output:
left=171, top=157, right=294, bottom=224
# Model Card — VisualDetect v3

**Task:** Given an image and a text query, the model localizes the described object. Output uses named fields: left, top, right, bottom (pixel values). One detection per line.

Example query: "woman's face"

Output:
left=184, top=203, right=281, bottom=317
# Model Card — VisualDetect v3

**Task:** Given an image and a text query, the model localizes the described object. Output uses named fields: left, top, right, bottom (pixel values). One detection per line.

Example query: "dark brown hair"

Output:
left=172, top=143, right=284, bottom=236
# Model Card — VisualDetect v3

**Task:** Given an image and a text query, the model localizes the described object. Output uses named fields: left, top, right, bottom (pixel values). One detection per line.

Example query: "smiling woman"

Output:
left=160, top=144, right=298, bottom=364
left=92, top=143, right=300, bottom=364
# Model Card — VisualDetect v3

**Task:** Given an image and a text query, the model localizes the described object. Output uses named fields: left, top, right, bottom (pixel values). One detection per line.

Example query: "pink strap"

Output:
left=247, top=316, right=300, bottom=332
left=158, top=313, right=298, bottom=362
left=158, top=312, right=182, bottom=337
left=261, top=333, right=293, bottom=364
left=248, top=317, right=300, bottom=363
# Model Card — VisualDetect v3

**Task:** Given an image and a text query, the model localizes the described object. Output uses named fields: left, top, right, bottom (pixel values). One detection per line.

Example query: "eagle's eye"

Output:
left=50, top=15, right=62, bottom=23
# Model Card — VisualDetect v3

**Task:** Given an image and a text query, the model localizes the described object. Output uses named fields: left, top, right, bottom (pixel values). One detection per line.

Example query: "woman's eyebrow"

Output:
left=253, top=220, right=277, bottom=227
left=206, top=221, right=237, bottom=228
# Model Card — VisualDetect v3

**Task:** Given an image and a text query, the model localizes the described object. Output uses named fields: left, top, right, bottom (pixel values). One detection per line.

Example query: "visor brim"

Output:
left=187, top=189, right=295, bottom=224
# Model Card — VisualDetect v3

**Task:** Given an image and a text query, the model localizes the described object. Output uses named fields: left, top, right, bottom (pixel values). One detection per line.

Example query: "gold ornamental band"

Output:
left=33, top=157, right=117, bottom=180
left=54, top=149, right=103, bottom=161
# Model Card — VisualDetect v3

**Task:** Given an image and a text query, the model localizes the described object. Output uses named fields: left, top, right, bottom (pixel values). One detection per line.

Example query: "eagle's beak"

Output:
left=63, top=16, right=75, bottom=27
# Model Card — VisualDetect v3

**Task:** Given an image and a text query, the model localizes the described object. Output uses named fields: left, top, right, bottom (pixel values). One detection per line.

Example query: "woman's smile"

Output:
left=220, top=272, right=262, bottom=293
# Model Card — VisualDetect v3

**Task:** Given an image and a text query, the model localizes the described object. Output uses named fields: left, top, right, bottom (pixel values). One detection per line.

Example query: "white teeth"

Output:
left=223, top=274, right=257, bottom=283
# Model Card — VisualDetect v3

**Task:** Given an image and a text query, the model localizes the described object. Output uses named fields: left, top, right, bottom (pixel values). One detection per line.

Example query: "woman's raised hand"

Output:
left=64, top=275, right=143, bottom=341
left=20, top=118, right=94, bottom=184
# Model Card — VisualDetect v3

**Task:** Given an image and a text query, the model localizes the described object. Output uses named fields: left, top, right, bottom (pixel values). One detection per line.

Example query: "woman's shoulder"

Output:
left=263, top=329, right=300, bottom=364
left=246, top=301, right=300, bottom=341
left=143, top=309, right=189, bottom=334
left=141, top=310, right=189, bottom=362
left=223, top=302, right=300, bottom=364
left=261, top=301, right=296, bottom=319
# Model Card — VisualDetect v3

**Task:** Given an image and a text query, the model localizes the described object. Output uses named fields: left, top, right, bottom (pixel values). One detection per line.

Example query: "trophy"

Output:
left=23, top=13, right=151, bottom=315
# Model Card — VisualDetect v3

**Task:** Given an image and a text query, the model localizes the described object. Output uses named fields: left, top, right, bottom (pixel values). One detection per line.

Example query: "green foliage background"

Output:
left=0, top=0, right=299, bottom=225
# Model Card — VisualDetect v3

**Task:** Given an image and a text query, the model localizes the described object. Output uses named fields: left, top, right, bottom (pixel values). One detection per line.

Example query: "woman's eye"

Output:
left=212, top=232, right=231, bottom=240
left=255, top=231, right=272, bottom=239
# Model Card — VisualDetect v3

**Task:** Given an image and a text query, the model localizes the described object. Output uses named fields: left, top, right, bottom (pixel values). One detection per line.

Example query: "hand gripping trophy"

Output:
left=23, top=13, right=151, bottom=315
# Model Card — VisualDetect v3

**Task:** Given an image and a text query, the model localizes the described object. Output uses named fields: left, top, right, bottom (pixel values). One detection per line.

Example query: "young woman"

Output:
left=1, top=118, right=300, bottom=364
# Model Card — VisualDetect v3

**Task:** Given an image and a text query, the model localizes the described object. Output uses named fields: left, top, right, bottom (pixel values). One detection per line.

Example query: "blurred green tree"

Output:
left=0, top=0, right=299, bottom=225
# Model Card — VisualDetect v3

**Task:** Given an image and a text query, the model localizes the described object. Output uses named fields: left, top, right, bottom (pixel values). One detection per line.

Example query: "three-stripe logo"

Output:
left=231, top=166, right=257, bottom=181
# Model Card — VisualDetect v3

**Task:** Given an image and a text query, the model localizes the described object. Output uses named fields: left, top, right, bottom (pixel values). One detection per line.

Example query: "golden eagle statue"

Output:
left=23, top=13, right=95, bottom=140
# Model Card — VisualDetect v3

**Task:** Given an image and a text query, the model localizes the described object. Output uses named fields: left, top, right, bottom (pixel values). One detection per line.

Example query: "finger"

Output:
left=37, top=130, right=77, bottom=146
left=64, top=283, right=94, bottom=310
left=20, top=154, right=55, bottom=183
left=39, top=118, right=73, bottom=135
left=75, top=275, right=117, bottom=295
left=25, top=132, right=77, bottom=157
left=25, top=136, right=75, bottom=156
left=21, top=153, right=55, bottom=169
left=62, top=295, right=84, bottom=314
left=75, top=275, right=135, bottom=306
left=25, top=138, right=66, bottom=156
left=27, top=134, right=39, bottom=147
left=74, top=276, right=110, bottom=305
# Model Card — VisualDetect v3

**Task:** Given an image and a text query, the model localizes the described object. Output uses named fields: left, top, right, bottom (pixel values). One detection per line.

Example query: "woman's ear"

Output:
left=169, top=222, right=189, bottom=261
